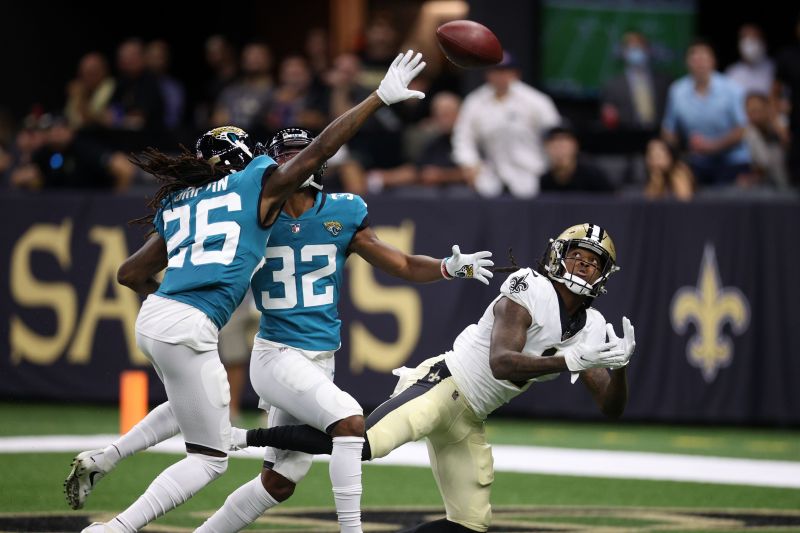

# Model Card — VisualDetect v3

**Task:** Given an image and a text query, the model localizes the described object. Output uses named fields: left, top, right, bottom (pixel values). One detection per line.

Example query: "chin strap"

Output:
left=232, top=140, right=253, bottom=159
left=558, top=269, right=596, bottom=296
left=301, top=176, right=323, bottom=190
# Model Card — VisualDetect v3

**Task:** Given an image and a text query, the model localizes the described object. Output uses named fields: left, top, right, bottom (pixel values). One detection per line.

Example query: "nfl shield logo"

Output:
left=291, top=224, right=301, bottom=234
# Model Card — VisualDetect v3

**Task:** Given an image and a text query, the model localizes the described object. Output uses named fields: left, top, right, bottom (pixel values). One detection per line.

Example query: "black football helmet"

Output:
left=195, top=126, right=253, bottom=168
left=260, top=127, right=325, bottom=190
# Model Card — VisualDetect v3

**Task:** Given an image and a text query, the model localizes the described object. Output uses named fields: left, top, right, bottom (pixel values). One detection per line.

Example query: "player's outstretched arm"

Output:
left=259, top=50, right=427, bottom=226
left=117, top=233, right=168, bottom=295
left=350, top=230, right=494, bottom=284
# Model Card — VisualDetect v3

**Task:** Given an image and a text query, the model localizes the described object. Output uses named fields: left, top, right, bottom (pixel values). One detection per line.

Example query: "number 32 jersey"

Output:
left=153, top=155, right=277, bottom=329
left=251, top=192, right=369, bottom=352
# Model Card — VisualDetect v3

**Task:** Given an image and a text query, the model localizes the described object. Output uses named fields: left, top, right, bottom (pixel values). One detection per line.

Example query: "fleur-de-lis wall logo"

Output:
left=670, top=244, right=750, bottom=382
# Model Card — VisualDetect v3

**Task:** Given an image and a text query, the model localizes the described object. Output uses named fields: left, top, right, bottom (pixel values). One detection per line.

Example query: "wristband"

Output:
left=441, top=258, right=454, bottom=280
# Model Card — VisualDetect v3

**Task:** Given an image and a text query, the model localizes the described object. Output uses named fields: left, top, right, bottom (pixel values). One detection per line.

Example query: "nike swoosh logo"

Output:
left=89, top=471, right=100, bottom=487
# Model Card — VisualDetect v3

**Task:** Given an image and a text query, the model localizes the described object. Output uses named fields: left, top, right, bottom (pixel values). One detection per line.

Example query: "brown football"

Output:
left=435, top=20, right=503, bottom=68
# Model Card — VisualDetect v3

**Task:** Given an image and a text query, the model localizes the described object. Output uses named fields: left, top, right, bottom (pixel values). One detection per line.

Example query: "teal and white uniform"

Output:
left=153, top=155, right=278, bottom=329
left=251, top=191, right=369, bottom=350
left=134, top=154, right=277, bottom=453
left=247, top=191, right=369, bottom=483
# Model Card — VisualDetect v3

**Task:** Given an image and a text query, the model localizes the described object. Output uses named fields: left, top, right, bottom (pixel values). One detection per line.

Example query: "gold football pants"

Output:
left=366, top=355, right=493, bottom=532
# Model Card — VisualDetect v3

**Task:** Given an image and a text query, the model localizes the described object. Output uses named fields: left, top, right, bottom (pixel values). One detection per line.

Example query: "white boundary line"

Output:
left=1, top=434, right=799, bottom=489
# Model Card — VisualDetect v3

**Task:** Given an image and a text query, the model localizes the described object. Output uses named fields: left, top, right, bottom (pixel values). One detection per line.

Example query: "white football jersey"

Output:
left=445, top=268, right=606, bottom=419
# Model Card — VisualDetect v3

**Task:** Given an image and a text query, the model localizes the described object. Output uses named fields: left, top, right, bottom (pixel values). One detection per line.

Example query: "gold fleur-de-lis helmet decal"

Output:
left=670, top=244, right=750, bottom=382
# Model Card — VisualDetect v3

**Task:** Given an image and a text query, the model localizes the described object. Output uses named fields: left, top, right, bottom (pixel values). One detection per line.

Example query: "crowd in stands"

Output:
left=2, top=14, right=800, bottom=201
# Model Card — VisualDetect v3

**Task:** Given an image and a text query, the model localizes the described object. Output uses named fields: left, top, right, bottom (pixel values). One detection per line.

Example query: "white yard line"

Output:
left=1, top=434, right=799, bottom=489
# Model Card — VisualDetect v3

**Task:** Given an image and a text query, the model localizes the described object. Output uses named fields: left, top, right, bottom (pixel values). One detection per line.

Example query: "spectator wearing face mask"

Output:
left=600, top=30, right=672, bottom=131
left=726, top=24, right=775, bottom=96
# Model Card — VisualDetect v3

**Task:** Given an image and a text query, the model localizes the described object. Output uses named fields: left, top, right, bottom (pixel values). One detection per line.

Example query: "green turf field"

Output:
left=2, top=403, right=799, bottom=532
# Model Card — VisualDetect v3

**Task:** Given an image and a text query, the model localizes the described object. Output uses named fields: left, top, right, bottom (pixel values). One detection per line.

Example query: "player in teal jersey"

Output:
left=70, top=50, right=430, bottom=533
left=193, top=127, right=494, bottom=533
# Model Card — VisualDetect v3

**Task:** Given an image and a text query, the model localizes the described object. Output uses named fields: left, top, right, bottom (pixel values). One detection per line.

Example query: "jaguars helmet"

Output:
left=195, top=126, right=253, bottom=168
left=259, top=127, right=325, bottom=190
left=540, top=223, right=620, bottom=297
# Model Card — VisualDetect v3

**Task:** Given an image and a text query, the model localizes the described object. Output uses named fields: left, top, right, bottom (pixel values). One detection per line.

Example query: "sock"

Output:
left=330, top=436, right=364, bottom=533
left=112, top=453, right=227, bottom=533
left=247, top=424, right=333, bottom=454
left=104, top=402, right=180, bottom=466
left=196, top=475, right=279, bottom=533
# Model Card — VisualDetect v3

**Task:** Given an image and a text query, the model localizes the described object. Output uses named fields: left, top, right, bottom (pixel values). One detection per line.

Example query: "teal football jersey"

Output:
left=153, top=155, right=277, bottom=329
left=251, top=192, right=369, bottom=351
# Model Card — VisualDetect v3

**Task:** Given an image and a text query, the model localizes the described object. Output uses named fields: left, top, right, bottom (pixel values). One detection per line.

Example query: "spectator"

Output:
left=262, top=55, right=328, bottom=134
left=540, top=126, right=614, bottom=193
left=642, top=138, right=695, bottom=201
left=452, top=52, right=561, bottom=198
left=145, top=40, right=186, bottom=130
left=64, top=52, right=116, bottom=130
left=212, top=42, right=274, bottom=130
left=357, top=15, right=400, bottom=89
left=218, top=294, right=259, bottom=425
left=197, top=35, right=238, bottom=128
left=662, top=39, right=751, bottom=186
left=304, top=28, right=330, bottom=90
left=773, top=13, right=800, bottom=185
left=327, top=53, right=406, bottom=180
left=600, top=30, right=672, bottom=131
left=4, top=113, right=50, bottom=187
left=743, top=92, right=790, bottom=189
left=10, top=116, right=134, bottom=191
left=726, top=24, right=775, bottom=96
left=108, top=39, right=165, bottom=133
left=366, top=92, right=470, bottom=195
left=416, top=92, right=470, bottom=189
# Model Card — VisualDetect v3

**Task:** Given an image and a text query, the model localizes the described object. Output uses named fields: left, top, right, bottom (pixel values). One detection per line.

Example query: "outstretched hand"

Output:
left=605, top=316, right=636, bottom=369
left=377, top=50, right=427, bottom=105
left=444, top=245, right=494, bottom=285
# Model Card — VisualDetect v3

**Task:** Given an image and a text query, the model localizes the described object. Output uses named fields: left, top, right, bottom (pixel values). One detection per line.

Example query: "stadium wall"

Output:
left=1, top=192, right=798, bottom=425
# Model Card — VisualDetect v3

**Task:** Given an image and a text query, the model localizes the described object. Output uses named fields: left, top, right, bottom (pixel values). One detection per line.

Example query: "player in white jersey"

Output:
left=67, top=50, right=432, bottom=533
left=237, top=223, right=637, bottom=533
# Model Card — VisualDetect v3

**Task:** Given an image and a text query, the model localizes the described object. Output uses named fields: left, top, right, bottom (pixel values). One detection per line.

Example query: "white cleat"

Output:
left=64, top=448, right=111, bottom=510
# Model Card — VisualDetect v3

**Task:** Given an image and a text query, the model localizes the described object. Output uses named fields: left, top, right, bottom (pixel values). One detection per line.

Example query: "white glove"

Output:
left=229, top=426, right=248, bottom=451
left=376, top=50, right=427, bottom=105
left=561, top=340, right=626, bottom=374
left=443, top=245, right=494, bottom=285
left=605, top=316, right=636, bottom=370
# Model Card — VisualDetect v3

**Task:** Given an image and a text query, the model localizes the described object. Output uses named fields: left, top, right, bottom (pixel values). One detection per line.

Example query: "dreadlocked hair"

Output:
left=490, top=248, right=522, bottom=273
left=129, top=146, right=245, bottom=226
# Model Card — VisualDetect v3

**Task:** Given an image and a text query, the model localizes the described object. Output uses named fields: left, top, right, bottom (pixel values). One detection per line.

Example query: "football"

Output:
left=435, top=20, right=503, bottom=68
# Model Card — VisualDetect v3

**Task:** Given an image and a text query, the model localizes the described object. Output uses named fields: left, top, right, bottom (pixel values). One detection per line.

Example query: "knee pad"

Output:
left=264, top=448, right=312, bottom=484
left=315, top=387, right=363, bottom=420
left=188, top=452, right=228, bottom=479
